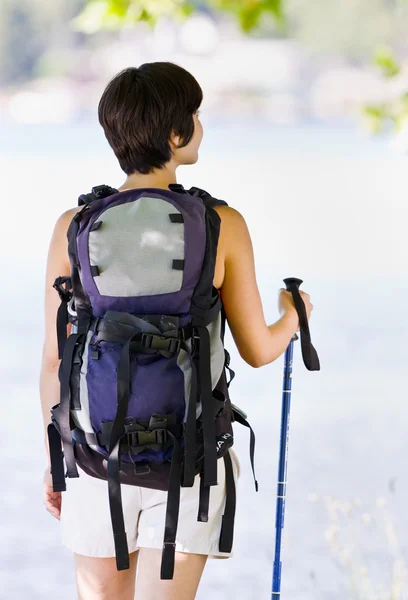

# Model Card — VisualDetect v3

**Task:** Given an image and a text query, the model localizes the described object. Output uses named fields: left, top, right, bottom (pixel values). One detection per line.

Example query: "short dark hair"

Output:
left=98, top=62, right=203, bottom=175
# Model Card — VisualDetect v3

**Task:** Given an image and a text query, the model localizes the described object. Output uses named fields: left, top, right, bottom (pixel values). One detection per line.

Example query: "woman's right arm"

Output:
left=216, top=206, right=312, bottom=368
left=40, top=208, right=78, bottom=466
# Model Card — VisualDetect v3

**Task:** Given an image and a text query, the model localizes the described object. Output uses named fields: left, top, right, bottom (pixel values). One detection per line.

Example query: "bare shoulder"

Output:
left=48, top=206, right=81, bottom=270
left=213, top=205, right=252, bottom=255
left=51, top=206, right=81, bottom=242
left=212, top=205, right=252, bottom=289
left=213, top=204, right=246, bottom=223
left=213, top=205, right=249, bottom=235
left=56, top=206, right=81, bottom=230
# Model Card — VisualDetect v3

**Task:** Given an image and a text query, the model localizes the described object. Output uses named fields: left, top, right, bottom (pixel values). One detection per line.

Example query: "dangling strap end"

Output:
left=114, top=533, right=130, bottom=571
left=218, top=516, right=234, bottom=553
left=182, top=470, right=195, bottom=488
left=218, top=451, right=236, bottom=553
left=197, top=512, right=209, bottom=523
left=161, top=542, right=176, bottom=580
left=47, top=423, right=67, bottom=492
left=204, top=477, right=218, bottom=487
left=255, top=480, right=259, bottom=493
left=65, top=469, right=80, bottom=479
left=52, top=481, right=67, bottom=493
left=197, top=472, right=210, bottom=522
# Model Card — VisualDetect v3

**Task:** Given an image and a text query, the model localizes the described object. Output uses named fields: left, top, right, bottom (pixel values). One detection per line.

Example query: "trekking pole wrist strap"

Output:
left=283, top=277, right=320, bottom=372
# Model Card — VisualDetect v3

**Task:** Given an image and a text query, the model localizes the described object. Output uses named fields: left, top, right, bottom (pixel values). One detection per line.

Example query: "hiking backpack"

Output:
left=48, top=183, right=257, bottom=579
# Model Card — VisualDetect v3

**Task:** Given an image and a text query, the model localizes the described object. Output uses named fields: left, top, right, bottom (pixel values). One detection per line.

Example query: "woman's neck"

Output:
left=118, top=165, right=178, bottom=192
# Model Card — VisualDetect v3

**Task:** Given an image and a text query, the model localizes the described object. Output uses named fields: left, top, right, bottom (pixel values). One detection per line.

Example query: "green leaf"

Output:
left=362, top=105, right=386, bottom=119
left=107, top=0, right=131, bottom=18
left=211, top=0, right=284, bottom=32
left=179, top=3, right=195, bottom=18
left=373, top=45, right=401, bottom=78
left=361, top=105, right=386, bottom=134
left=239, top=5, right=262, bottom=32
left=72, top=1, right=112, bottom=33
left=361, top=102, right=402, bottom=134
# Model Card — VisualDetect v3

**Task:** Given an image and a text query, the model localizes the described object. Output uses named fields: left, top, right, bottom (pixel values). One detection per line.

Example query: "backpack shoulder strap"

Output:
left=180, top=185, right=226, bottom=491
left=187, top=186, right=228, bottom=209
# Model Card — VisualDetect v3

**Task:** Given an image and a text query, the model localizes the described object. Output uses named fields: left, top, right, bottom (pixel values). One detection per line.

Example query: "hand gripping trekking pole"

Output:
left=271, top=278, right=320, bottom=599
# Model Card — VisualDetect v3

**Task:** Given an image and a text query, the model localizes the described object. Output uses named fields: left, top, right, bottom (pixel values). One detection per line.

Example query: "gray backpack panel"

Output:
left=88, top=196, right=184, bottom=297
left=177, top=312, right=225, bottom=420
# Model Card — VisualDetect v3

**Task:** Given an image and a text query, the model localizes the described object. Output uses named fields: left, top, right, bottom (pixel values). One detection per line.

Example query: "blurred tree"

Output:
left=287, top=0, right=408, bottom=138
left=73, top=0, right=283, bottom=34
left=0, top=0, right=84, bottom=85
left=362, top=46, right=408, bottom=134
left=285, top=0, right=399, bottom=60
left=75, top=0, right=408, bottom=53
left=1, top=0, right=408, bottom=141
left=0, top=0, right=46, bottom=84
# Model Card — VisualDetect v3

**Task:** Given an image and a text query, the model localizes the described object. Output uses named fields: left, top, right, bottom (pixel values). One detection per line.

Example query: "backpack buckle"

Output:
left=128, top=428, right=167, bottom=447
left=168, top=338, right=181, bottom=354
left=141, top=333, right=181, bottom=355
left=91, top=185, right=116, bottom=199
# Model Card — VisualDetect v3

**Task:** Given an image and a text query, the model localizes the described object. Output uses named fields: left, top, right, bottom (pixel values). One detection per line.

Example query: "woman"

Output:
left=40, top=62, right=313, bottom=600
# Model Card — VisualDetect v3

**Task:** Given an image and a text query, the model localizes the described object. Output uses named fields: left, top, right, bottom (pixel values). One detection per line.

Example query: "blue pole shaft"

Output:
left=271, top=337, right=295, bottom=598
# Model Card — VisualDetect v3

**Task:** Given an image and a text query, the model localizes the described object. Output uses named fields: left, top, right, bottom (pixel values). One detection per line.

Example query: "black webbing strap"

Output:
left=190, top=293, right=222, bottom=327
left=109, top=334, right=141, bottom=453
left=47, top=423, right=67, bottom=492
left=181, top=342, right=198, bottom=487
left=53, top=276, right=72, bottom=360
left=59, top=333, right=81, bottom=479
left=224, top=350, right=235, bottom=388
left=107, top=433, right=130, bottom=571
left=56, top=301, right=69, bottom=359
left=232, top=409, right=258, bottom=492
left=160, top=432, right=182, bottom=580
left=197, top=469, right=210, bottom=523
left=195, top=325, right=218, bottom=487
left=218, top=451, right=236, bottom=553
left=107, top=335, right=135, bottom=571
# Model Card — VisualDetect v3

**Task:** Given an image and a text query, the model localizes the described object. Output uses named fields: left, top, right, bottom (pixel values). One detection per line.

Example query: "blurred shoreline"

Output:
left=2, top=32, right=407, bottom=135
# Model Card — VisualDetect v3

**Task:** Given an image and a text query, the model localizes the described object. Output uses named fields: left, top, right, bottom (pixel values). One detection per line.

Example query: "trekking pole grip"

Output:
left=283, top=277, right=303, bottom=292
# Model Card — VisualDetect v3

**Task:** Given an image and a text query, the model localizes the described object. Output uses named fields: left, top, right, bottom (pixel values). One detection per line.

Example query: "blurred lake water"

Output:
left=1, top=119, right=407, bottom=599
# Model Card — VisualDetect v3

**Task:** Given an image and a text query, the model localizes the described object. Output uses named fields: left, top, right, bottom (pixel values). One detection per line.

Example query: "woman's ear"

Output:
left=169, top=131, right=181, bottom=151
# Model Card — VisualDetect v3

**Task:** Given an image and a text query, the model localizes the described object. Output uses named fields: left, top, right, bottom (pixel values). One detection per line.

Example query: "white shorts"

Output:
left=60, top=449, right=240, bottom=559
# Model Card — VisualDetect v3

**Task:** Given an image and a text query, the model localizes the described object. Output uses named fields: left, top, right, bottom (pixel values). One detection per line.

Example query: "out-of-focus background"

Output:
left=1, top=1, right=408, bottom=599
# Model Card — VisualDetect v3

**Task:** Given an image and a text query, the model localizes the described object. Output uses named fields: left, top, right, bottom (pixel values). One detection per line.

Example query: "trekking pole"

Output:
left=271, top=277, right=320, bottom=599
